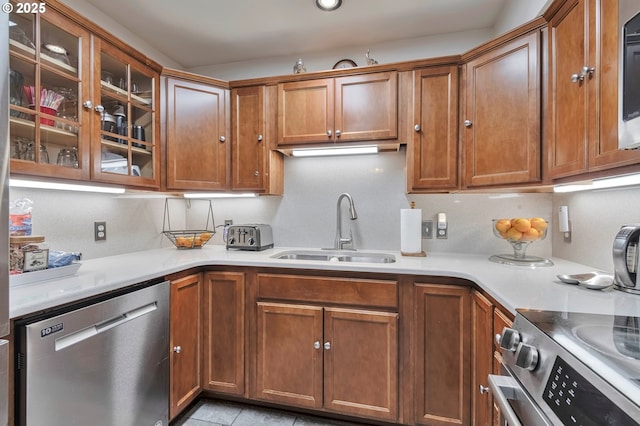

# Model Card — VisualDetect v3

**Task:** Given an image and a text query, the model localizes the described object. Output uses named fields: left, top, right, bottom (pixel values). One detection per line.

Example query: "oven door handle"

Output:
left=488, top=374, right=523, bottom=426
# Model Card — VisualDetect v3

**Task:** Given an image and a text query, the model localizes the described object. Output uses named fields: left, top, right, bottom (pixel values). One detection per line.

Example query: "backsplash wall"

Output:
left=11, top=148, right=554, bottom=260
left=552, top=186, right=640, bottom=272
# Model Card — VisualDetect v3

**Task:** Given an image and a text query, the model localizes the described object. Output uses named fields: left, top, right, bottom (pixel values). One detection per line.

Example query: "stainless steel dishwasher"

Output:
left=15, top=280, right=170, bottom=426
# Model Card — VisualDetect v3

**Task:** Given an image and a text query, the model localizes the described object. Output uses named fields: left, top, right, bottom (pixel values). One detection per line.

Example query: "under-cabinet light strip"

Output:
left=291, top=145, right=378, bottom=157
left=183, top=193, right=257, bottom=199
left=553, top=173, right=640, bottom=193
left=10, top=179, right=125, bottom=194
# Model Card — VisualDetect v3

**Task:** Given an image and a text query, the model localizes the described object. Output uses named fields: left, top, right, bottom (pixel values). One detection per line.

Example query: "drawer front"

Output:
left=256, top=273, right=398, bottom=309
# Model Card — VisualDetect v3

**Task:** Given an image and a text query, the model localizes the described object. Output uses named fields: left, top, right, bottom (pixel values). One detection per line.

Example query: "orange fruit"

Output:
left=530, top=217, right=547, bottom=232
left=513, top=218, right=531, bottom=233
left=495, top=219, right=511, bottom=233
left=506, top=227, right=523, bottom=241
left=521, top=228, right=540, bottom=241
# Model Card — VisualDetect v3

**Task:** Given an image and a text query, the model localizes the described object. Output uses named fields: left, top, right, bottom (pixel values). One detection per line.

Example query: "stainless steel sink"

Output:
left=272, top=250, right=396, bottom=263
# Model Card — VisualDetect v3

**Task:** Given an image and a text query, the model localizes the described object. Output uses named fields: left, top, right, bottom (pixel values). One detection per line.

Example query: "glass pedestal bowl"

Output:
left=489, top=218, right=553, bottom=267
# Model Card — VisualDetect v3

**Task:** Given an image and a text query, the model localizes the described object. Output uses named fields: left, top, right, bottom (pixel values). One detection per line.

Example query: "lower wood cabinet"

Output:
left=255, top=302, right=399, bottom=421
left=413, top=282, right=471, bottom=426
left=471, top=290, right=494, bottom=426
left=169, top=273, right=203, bottom=420
left=202, top=271, right=245, bottom=395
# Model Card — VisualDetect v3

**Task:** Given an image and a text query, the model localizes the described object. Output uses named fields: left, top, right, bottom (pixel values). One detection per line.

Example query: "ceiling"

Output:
left=82, top=0, right=509, bottom=69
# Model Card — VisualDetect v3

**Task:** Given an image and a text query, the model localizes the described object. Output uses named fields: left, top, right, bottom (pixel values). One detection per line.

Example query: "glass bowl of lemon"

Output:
left=490, top=218, right=553, bottom=266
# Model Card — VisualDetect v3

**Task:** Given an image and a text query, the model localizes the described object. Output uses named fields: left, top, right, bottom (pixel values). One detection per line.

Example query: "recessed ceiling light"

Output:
left=315, top=0, right=342, bottom=11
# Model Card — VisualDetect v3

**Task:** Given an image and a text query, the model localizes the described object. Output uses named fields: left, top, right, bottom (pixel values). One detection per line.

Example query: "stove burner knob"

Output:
left=497, top=327, right=521, bottom=352
left=515, top=343, right=539, bottom=371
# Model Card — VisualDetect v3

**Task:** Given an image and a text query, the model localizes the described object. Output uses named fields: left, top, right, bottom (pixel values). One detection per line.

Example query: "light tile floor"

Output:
left=172, top=399, right=372, bottom=426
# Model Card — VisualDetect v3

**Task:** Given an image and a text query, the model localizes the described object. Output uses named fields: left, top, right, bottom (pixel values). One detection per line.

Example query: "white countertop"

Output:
left=10, top=245, right=640, bottom=319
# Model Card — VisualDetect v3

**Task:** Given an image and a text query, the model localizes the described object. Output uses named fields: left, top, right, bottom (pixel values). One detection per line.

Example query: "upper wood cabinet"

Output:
left=169, top=273, right=202, bottom=420
left=164, top=73, right=230, bottom=191
left=9, top=5, right=91, bottom=181
left=276, top=72, right=398, bottom=146
left=8, top=1, right=161, bottom=188
left=91, top=38, right=160, bottom=188
left=231, top=85, right=283, bottom=194
left=462, top=30, right=541, bottom=188
left=546, top=0, right=640, bottom=179
left=406, top=65, right=459, bottom=192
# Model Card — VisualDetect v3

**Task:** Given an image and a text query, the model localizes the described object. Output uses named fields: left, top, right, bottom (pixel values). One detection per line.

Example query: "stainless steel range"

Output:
left=491, top=309, right=640, bottom=425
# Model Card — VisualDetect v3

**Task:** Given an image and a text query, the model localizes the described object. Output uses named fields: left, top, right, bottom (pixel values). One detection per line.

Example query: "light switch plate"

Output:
left=422, top=220, right=433, bottom=239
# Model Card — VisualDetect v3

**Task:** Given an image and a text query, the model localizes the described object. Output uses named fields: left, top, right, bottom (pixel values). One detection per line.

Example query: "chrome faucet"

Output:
left=333, top=193, right=358, bottom=250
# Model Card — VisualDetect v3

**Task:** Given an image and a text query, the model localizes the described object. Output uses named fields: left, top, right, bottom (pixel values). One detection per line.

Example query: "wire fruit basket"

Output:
left=162, top=198, right=215, bottom=249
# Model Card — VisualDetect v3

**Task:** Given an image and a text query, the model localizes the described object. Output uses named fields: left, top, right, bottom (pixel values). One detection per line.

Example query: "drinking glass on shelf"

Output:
left=40, top=144, right=49, bottom=164
left=57, top=147, right=78, bottom=168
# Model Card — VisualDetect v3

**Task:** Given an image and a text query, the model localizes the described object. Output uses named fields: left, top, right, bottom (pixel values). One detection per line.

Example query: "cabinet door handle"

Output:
left=83, top=100, right=93, bottom=109
left=314, top=341, right=321, bottom=350
left=464, top=120, right=472, bottom=127
left=257, top=134, right=263, bottom=142
left=479, top=384, right=489, bottom=394
left=219, top=136, right=226, bottom=142
left=335, top=129, right=341, bottom=137
left=94, top=104, right=105, bottom=113
left=414, top=124, right=421, bottom=132
left=173, top=345, right=182, bottom=354
left=327, top=130, right=332, bottom=137
left=324, top=341, right=331, bottom=350
left=571, top=66, right=595, bottom=83
left=254, top=170, right=259, bottom=176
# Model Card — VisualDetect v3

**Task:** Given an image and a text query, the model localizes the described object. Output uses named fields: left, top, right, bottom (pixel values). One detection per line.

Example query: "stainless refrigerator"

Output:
left=1, top=8, right=11, bottom=426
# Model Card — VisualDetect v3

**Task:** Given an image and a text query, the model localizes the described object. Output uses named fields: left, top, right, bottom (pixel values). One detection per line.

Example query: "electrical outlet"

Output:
left=422, top=220, right=433, bottom=239
left=225, top=219, right=233, bottom=226
left=94, top=221, right=107, bottom=241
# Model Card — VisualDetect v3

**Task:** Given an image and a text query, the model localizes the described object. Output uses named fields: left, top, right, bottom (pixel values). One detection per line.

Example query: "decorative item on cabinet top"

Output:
left=365, top=49, right=378, bottom=65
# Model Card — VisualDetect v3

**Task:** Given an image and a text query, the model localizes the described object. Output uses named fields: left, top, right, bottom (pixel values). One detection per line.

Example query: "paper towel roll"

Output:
left=401, top=208, right=422, bottom=254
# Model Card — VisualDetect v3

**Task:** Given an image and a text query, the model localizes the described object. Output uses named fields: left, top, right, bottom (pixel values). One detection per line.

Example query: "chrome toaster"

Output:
left=226, top=224, right=274, bottom=251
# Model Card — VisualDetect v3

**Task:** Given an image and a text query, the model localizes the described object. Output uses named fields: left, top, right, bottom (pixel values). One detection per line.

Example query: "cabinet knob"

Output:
left=479, top=385, right=489, bottom=394
left=254, top=170, right=259, bottom=176
left=257, top=134, right=263, bottom=142
left=324, top=341, right=331, bottom=350
left=582, top=66, right=595, bottom=78
left=83, top=100, right=93, bottom=109
left=173, top=346, right=182, bottom=354
left=327, top=130, right=332, bottom=137
left=335, top=129, right=341, bottom=137
left=314, top=341, right=321, bottom=350
left=414, top=124, right=421, bottom=132
left=94, top=104, right=105, bottom=113
left=571, top=66, right=595, bottom=83
left=464, top=120, right=472, bottom=127
left=219, top=136, right=226, bottom=142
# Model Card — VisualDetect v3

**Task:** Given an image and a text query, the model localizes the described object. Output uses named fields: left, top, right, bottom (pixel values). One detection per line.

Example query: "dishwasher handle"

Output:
left=488, top=374, right=523, bottom=426
left=55, top=302, right=158, bottom=351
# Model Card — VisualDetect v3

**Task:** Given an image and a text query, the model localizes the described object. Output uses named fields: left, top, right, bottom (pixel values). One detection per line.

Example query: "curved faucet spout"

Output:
left=334, top=193, right=358, bottom=250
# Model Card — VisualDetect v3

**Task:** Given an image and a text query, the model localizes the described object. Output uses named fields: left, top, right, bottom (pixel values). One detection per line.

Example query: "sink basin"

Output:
left=272, top=250, right=396, bottom=264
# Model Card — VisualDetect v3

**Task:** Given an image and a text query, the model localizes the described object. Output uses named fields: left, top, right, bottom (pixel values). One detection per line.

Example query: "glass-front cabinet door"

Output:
left=8, top=4, right=91, bottom=180
left=91, top=39, right=159, bottom=187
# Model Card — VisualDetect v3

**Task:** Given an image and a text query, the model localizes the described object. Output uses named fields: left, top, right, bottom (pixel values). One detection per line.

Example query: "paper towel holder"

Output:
left=401, top=201, right=427, bottom=257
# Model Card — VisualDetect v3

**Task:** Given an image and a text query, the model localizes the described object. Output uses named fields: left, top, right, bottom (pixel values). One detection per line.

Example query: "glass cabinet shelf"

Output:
left=9, top=39, right=78, bottom=75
